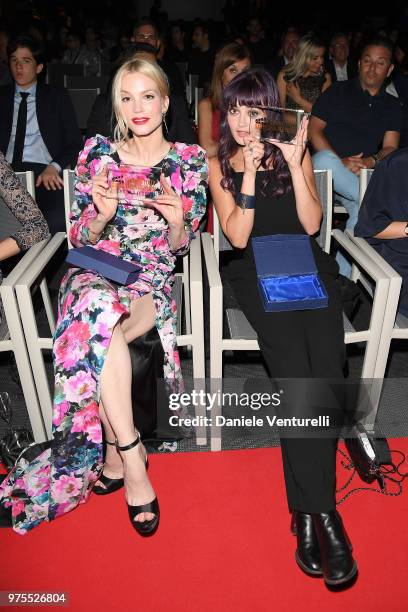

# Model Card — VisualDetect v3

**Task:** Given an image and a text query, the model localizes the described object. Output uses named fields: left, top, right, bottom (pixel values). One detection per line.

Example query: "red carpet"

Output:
left=1, top=440, right=408, bottom=611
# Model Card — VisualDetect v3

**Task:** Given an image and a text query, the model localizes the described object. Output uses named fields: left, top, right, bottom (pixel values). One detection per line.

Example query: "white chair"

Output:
left=15, top=170, right=206, bottom=442
left=347, top=167, right=407, bottom=414
left=186, top=74, right=199, bottom=106
left=0, top=170, right=51, bottom=442
left=194, top=87, right=204, bottom=127
left=202, top=169, right=393, bottom=450
left=68, top=88, right=100, bottom=131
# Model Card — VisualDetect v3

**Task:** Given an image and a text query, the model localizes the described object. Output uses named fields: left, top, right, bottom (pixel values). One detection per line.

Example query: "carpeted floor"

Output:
left=1, top=439, right=408, bottom=611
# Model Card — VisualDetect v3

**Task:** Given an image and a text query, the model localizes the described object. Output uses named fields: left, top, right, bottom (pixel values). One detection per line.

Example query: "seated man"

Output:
left=309, top=38, right=402, bottom=276
left=0, top=35, right=82, bottom=234
left=327, top=33, right=358, bottom=83
left=355, top=147, right=408, bottom=318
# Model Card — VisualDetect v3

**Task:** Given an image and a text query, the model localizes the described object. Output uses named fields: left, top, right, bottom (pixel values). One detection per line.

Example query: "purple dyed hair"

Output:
left=218, top=68, right=292, bottom=197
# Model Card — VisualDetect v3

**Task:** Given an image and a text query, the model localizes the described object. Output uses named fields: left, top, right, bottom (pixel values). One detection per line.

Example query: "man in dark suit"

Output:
left=0, top=36, right=82, bottom=233
left=265, top=28, right=299, bottom=80
left=327, top=33, right=358, bottom=83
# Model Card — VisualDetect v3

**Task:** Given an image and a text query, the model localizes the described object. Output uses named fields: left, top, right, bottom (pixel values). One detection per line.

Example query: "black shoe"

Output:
left=312, top=511, right=357, bottom=586
left=93, top=473, right=124, bottom=496
left=93, top=440, right=124, bottom=496
left=116, top=433, right=159, bottom=536
left=291, top=511, right=323, bottom=576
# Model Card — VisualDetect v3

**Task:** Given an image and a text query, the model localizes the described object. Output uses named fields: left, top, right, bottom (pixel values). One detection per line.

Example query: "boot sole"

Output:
left=295, top=551, right=323, bottom=577
left=324, top=561, right=358, bottom=586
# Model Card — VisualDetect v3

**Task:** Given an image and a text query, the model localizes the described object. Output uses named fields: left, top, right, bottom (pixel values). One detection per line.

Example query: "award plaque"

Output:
left=255, top=107, right=308, bottom=145
left=106, top=163, right=163, bottom=202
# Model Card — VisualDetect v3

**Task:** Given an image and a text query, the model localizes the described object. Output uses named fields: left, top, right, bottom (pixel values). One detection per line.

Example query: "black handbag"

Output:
left=344, top=422, right=391, bottom=487
left=0, top=392, right=34, bottom=472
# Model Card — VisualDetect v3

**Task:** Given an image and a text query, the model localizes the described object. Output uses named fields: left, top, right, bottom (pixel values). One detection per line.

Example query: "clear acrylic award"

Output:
left=106, top=163, right=163, bottom=203
left=255, top=107, right=308, bottom=145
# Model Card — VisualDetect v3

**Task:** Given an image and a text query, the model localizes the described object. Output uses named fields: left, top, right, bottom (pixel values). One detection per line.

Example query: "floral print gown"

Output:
left=0, top=136, right=208, bottom=534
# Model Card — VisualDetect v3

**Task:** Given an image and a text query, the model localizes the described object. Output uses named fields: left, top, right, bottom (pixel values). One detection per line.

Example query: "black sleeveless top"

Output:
left=226, top=170, right=338, bottom=280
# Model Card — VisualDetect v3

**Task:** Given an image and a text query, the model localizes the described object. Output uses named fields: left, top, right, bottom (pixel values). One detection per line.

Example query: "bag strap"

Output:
left=336, top=447, right=408, bottom=505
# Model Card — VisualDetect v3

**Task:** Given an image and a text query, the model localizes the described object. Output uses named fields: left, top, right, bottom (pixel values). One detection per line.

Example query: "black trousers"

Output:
left=228, top=261, right=346, bottom=513
left=14, top=162, right=66, bottom=235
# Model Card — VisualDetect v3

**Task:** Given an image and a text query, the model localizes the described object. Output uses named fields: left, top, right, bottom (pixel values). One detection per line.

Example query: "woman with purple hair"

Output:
left=209, top=68, right=357, bottom=587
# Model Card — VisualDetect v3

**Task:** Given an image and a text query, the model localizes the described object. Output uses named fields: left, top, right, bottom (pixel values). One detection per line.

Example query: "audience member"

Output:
left=0, top=30, right=10, bottom=86
left=188, top=23, right=216, bottom=90
left=277, top=34, right=331, bottom=113
left=198, top=42, right=251, bottom=158
left=244, top=16, right=270, bottom=65
left=61, top=30, right=102, bottom=75
left=265, top=28, right=300, bottom=80
left=0, top=35, right=82, bottom=233
left=0, top=151, right=49, bottom=325
left=166, top=21, right=189, bottom=63
left=133, top=19, right=185, bottom=96
left=327, top=33, right=358, bottom=82
left=355, top=148, right=408, bottom=317
left=86, top=44, right=195, bottom=144
left=309, top=38, right=402, bottom=276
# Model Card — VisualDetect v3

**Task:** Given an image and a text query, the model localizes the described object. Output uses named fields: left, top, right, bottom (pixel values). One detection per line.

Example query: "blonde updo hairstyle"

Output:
left=112, top=57, right=169, bottom=145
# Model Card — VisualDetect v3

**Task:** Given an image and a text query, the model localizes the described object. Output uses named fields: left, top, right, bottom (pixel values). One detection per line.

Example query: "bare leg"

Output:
left=94, top=402, right=123, bottom=486
left=99, top=293, right=156, bottom=523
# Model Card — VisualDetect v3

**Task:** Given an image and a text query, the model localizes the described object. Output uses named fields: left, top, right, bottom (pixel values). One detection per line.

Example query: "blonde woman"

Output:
left=277, top=34, right=331, bottom=113
left=0, top=58, right=208, bottom=535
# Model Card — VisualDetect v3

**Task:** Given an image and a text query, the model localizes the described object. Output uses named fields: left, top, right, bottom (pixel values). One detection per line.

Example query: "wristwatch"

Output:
left=404, top=222, right=408, bottom=236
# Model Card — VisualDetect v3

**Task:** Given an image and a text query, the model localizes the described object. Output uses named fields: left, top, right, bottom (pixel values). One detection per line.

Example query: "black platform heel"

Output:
left=93, top=440, right=124, bottom=496
left=116, top=433, right=159, bottom=536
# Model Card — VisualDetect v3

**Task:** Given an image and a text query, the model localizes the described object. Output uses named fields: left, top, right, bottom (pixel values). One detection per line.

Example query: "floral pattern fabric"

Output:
left=0, top=136, right=207, bottom=534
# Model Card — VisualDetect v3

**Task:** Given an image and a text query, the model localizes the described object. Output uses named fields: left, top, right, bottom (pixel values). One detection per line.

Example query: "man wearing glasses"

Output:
left=327, top=33, right=358, bottom=82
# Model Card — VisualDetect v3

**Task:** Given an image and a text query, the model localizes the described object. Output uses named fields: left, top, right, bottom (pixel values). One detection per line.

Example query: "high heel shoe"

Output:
left=291, top=511, right=323, bottom=576
left=312, top=511, right=357, bottom=586
left=93, top=440, right=124, bottom=496
left=116, top=433, right=159, bottom=536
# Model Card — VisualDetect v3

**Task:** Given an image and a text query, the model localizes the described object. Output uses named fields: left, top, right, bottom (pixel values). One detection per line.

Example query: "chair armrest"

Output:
left=14, top=232, right=67, bottom=289
left=332, top=229, right=393, bottom=284
left=1, top=237, right=51, bottom=287
left=201, top=233, right=223, bottom=293
left=345, top=230, right=402, bottom=283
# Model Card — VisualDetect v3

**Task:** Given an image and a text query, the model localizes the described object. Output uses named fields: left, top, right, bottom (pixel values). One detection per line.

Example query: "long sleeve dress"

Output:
left=0, top=152, right=50, bottom=325
left=0, top=136, right=208, bottom=534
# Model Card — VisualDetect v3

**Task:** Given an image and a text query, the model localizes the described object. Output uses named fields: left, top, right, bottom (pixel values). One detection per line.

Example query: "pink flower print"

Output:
left=53, top=401, right=70, bottom=427
left=71, top=401, right=102, bottom=444
left=72, top=288, right=103, bottom=318
left=183, top=172, right=199, bottom=192
left=95, top=240, right=121, bottom=255
left=54, top=321, right=91, bottom=369
left=180, top=145, right=199, bottom=162
left=12, top=499, right=25, bottom=517
left=182, top=196, right=193, bottom=214
left=170, top=166, right=182, bottom=192
left=64, top=370, right=96, bottom=404
left=53, top=475, right=83, bottom=504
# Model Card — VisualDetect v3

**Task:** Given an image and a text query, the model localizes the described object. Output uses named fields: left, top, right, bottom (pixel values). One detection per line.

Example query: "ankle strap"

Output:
left=116, top=432, right=141, bottom=452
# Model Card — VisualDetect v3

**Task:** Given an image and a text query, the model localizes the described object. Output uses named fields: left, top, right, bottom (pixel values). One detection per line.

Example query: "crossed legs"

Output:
left=95, top=292, right=156, bottom=523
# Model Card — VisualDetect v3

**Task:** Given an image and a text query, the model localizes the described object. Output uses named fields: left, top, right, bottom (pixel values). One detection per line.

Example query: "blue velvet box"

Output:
left=252, top=234, right=328, bottom=312
left=66, top=246, right=142, bottom=285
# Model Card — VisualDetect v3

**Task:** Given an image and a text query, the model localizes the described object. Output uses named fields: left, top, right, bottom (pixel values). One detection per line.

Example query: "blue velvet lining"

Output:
left=261, top=273, right=326, bottom=303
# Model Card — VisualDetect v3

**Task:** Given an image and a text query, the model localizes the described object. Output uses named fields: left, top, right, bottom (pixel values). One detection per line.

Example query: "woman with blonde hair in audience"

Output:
left=0, top=58, right=207, bottom=535
left=277, top=34, right=331, bottom=114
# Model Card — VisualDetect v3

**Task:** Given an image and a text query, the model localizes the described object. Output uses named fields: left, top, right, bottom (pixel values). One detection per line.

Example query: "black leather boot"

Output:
left=312, top=511, right=357, bottom=586
left=291, top=511, right=322, bottom=576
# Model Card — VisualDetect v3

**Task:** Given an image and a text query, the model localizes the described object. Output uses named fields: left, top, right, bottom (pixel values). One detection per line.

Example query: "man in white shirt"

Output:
left=327, top=33, right=358, bottom=83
